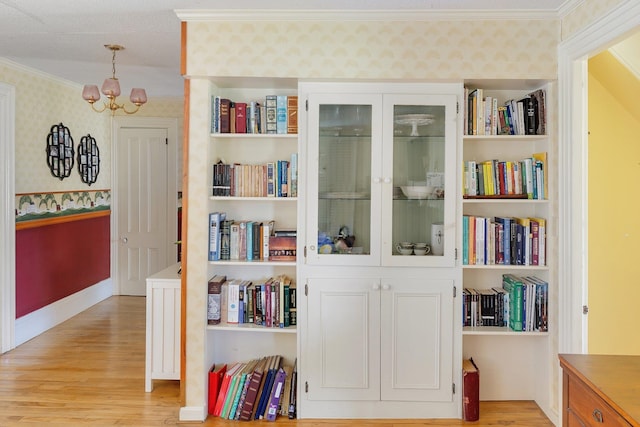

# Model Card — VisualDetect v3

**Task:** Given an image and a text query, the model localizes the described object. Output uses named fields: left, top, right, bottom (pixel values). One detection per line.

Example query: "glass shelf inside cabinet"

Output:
left=317, top=104, right=373, bottom=256
left=392, top=104, right=446, bottom=257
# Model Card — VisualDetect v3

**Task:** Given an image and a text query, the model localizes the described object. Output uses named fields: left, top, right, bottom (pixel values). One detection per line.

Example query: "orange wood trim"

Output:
left=180, top=21, right=187, bottom=76
left=179, top=77, right=190, bottom=406
left=15, top=210, right=110, bottom=231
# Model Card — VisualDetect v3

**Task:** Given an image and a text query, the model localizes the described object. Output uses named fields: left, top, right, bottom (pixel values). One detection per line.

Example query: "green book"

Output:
left=502, top=274, right=523, bottom=331
left=220, top=372, right=240, bottom=418
left=228, top=373, right=248, bottom=419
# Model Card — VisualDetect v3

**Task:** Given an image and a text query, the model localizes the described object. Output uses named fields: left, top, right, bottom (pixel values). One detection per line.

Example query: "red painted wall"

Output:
left=15, top=214, right=110, bottom=318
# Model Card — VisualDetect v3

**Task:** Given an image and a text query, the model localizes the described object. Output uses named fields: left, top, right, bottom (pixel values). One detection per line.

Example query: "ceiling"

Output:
left=0, top=0, right=635, bottom=99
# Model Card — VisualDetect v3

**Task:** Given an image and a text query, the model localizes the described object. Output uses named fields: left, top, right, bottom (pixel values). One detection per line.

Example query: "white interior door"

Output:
left=117, top=126, right=168, bottom=296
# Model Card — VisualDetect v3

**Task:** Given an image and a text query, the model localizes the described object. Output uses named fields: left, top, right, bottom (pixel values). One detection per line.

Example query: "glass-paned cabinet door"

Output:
left=381, top=94, right=457, bottom=267
left=305, top=93, right=383, bottom=266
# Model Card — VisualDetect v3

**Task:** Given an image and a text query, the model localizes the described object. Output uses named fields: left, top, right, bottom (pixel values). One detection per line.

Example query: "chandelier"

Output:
left=82, top=44, right=147, bottom=115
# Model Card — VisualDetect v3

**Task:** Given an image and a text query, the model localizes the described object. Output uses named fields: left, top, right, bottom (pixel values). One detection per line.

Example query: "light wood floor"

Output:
left=0, top=296, right=554, bottom=426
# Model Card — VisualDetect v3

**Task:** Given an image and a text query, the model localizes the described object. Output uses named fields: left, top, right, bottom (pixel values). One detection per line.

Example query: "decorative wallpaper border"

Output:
left=15, top=189, right=111, bottom=223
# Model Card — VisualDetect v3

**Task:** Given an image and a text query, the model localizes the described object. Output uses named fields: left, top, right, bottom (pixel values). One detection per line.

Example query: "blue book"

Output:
left=276, top=95, right=287, bottom=134
left=266, top=368, right=287, bottom=421
left=255, top=366, right=275, bottom=419
left=208, top=212, right=226, bottom=261
left=246, top=221, right=254, bottom=261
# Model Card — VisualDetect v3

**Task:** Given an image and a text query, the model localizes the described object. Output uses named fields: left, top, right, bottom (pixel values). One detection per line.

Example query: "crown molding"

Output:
left=0, top=57, right=81, bottom=90
left=176, top=9, right=561, bottom=22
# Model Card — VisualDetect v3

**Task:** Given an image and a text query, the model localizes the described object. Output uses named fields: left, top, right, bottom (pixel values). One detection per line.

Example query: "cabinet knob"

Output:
left=309, top=245, right=316, bottom=251
left=383, top=177, right=391, bottom=184
left=372, top=283, right=380, bottom=290
left=382, top=284, right=390, bottom=290
left=592, top=409, right=603, bottom=423
left=373, top=177, right=381, bottom=184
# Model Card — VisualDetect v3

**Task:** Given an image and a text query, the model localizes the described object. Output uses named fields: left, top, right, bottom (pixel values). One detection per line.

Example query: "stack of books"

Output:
left=208, top=356, right=298, bottom=421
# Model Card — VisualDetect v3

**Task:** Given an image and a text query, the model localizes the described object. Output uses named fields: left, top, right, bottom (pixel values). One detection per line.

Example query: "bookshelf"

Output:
left=204, top=81, right=300, bottom=418
left=461, top=81, right=555, bottom=411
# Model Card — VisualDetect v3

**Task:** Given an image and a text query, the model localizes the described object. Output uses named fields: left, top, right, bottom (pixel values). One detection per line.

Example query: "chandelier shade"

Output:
left=101, top=78, right=121, bottom=97
left=82, top=44, right=147, bottom=115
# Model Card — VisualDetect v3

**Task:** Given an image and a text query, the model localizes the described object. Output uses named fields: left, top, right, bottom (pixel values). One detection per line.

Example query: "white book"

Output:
left=230, top=222, right=240, bottom=260
left=262, top=221, right=271, bottom=261
left=475, top=217, right=485, bottom=265
left=227, top=279, right=240, bottom=324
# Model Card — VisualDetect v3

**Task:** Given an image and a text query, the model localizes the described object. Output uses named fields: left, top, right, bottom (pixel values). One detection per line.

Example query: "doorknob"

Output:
left=121, top=236, right=128, bottom=244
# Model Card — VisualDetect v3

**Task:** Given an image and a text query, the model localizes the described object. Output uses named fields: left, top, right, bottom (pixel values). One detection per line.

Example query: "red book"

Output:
left=219, top=98, right=231, bottom=133
left=208, top=363, right=227, bottom=415
left=235, top=102, right=247, bottom=133
left=213, top=362, right=243, bottom=416
left=462, top=358, right=480, bottom=421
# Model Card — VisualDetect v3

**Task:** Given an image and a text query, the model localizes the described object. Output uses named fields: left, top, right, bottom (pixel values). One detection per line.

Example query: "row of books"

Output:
left=463, top=274, right=549, bottom=332
left=212, top=154, right=298, bottom=198
left=464, top=88, right=546, bottom=136
left=463, top=152, right=547, bottom=199
left=207, top=274, right=297, bottom=328
left=208, top=213, right=297, bottom=262
left=211, top=95, right=298, bottom=135
left=463, top=216, right=546, bottom=266
left=208, top=355, right=297, bottom=421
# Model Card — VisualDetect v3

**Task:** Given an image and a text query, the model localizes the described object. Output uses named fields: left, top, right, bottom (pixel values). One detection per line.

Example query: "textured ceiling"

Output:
left=1, top=0, right=632, bottom=99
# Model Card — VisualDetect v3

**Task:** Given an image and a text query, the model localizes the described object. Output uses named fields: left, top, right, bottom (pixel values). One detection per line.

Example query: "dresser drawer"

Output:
left=567, top=376, right=632, bottom=427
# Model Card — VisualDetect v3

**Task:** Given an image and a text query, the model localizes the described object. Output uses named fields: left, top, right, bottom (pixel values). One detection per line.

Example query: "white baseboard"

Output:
left=15, top=279, right=113, bottom=346
left=179, top=406, right=206, bottom=422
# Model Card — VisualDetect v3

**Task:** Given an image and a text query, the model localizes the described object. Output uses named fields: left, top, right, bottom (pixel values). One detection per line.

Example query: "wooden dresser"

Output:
left=559, top=354, right=640, bottom=426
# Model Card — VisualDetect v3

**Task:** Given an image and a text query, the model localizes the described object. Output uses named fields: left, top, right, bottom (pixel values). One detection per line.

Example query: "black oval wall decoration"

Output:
left=46, top=123, right=74, bottom=180
left=77, top=134, right=100, bottom=185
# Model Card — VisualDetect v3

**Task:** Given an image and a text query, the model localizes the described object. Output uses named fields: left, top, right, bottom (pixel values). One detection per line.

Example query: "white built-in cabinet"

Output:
left=296, top=82, right=462, bottom=419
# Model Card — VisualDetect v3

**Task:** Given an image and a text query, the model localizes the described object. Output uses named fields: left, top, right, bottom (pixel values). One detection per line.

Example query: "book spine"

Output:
left=265, top=95, right=277, bottom=134
left=287, top=96, right=298, bottom=134
left=227, top=281, right=240, bottom=324
left=276, top=95, right=287, bottom=135
left=266, top=368, right=287, bottom=421
left=235, top=102, right=247, bottom=133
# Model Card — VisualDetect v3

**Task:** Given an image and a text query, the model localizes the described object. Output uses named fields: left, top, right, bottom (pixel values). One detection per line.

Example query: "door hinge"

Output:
left=456, top=101, right=459, bottom=114
left=305, top=99, right=309, bottom=111
left=455, top=248, right=458, bottom=260
left=165, top=138, right=168, bottom=145
left=305, top=283, right=308, bottom=296
left=453, top=383, right=456, bottom=394
left=453, top=286, right=457, bottom=298
left=305, top=381, right=309, bottom=393
left=304, top=245, right=307, bottom=258
left=583, top=305, right=589, bottom=314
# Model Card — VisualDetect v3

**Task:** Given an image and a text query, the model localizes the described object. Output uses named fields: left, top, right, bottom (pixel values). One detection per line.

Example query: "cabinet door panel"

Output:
left=306, top=278, right=381, bottom=401
left=305, top=93, right=383, bottom=266
left=380, top=278, right=454, bottom=402
left=381, top=94, right=458, bottom=267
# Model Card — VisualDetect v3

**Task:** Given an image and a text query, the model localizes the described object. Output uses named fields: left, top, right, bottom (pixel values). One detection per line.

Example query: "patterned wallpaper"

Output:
left=15, top=189, right=110, bottom=222
left=0, top=59, right=110, bottom=194
left=186, top=19, right=560, bottom=80
left=561, top=0, right=626, bottom=40
left=0, top=59, right=184, bottom=197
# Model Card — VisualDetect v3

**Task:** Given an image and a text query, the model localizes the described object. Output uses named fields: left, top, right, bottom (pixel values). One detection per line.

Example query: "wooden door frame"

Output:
left=0, top=82, right=16, bottom=353
left=558, top=0, right=640, bottom=355
left=111, top=117, right=179, bottom=295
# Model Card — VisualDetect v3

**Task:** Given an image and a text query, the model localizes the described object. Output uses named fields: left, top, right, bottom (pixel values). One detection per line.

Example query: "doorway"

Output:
left=558, top=0, right=640, bottom=354
left=112, top=117, right=178, bottom=296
